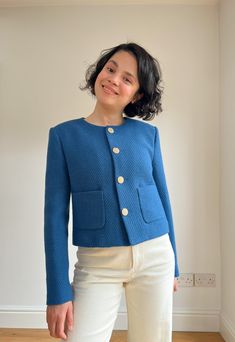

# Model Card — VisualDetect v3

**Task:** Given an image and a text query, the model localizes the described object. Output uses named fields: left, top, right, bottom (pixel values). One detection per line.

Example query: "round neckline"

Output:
left=81, top=116, right=128, bottom=128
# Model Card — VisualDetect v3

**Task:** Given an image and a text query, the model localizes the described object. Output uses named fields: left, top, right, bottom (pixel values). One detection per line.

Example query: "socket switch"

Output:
left=177, top=273, right=194, bottom=287
left=194, top=273, right=216, bottom=287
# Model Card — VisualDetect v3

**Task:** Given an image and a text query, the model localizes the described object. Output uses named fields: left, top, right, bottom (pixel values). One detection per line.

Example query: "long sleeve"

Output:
left=152, top=126, right=180, bottom=277
left=43, top=127, right=73, bottom=305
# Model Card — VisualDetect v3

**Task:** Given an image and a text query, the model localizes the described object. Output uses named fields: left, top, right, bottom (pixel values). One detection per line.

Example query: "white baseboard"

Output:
left=0, top=306, right=47, bottom=328
left=171, top=308, right=221, bottom=332
left=0, top=306, right=222, bottom=332
left=220, top=312, right=235, bottom=342
left=115, top=308, right=221, bottom=332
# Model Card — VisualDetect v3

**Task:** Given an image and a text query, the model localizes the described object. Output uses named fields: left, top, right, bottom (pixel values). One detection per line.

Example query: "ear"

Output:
left=131, top=92, right=144, bottom=104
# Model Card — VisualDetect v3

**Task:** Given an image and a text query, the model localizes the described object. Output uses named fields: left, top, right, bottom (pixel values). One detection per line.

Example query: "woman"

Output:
left=44, top=42, right=180, bottom=342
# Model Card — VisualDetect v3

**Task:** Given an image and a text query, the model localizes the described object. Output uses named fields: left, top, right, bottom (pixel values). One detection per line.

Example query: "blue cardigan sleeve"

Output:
left=44, top=127, right=73, bottom=305
left=152, top=126, right=180, bottom=278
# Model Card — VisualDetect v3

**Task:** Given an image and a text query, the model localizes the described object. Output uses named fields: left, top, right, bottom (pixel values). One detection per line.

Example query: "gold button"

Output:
left=117, top=176, right=124, bottom=184
left=108, top=127, right=114, bottom=133
left=121, top=208, right=128, bottom=216
left=112, top=147, right=120, bottom=154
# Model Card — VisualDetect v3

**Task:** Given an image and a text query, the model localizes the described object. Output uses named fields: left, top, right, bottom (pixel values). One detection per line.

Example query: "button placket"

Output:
left=107, top=126, right=129, bottom=218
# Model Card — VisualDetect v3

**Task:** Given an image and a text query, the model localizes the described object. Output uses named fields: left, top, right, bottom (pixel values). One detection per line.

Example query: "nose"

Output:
left=108, top=73, right=120, bottom=86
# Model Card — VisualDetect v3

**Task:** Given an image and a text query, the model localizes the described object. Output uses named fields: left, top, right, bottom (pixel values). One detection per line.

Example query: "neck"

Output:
left=87, top=104, right=124, bottom=126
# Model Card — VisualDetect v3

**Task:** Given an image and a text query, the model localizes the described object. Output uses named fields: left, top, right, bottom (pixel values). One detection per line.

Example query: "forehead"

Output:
left=106, top=50, right=138, bottom=78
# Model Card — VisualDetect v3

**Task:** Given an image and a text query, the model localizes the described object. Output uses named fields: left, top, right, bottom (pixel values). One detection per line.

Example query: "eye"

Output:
left=106, top=66, right=114, bottom=73
left=124, top=77, right=131, bottom=84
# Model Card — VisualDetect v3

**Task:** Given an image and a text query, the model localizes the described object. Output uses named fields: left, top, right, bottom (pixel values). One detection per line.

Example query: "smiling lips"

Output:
left=102, top=84, right=119, bottom=95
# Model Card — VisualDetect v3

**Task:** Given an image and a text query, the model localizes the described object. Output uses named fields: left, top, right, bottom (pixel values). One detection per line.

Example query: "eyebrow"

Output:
left=108, top=59, right=137, bottom=81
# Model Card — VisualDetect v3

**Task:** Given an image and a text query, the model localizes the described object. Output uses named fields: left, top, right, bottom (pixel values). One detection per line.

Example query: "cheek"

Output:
left=94, top=73, right=103, bottom=92
left=124, top=86, right=137, bottom=98
left=95, top=75, right=101, bottom=87
left=95, top=71, right=107, bottom=90
left=96, top=69, right=106, bottom=81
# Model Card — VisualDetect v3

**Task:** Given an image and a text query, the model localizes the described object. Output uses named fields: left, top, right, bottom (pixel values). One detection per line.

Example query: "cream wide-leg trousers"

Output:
left=64, top=233, right=175, bottom=342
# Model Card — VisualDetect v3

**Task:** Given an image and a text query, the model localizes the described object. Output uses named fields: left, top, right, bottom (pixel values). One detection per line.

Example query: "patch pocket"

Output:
left=137, top=184, right=166, bottom=223
left=72, top=190, right=105, bottom=229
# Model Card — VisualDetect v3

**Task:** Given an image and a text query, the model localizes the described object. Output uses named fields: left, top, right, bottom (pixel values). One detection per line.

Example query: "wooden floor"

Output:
left=0, top=329, right=225, bottom=342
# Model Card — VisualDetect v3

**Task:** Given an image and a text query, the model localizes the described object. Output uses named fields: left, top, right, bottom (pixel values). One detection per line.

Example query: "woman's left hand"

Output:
left=173, top=277, right=179, bottom=292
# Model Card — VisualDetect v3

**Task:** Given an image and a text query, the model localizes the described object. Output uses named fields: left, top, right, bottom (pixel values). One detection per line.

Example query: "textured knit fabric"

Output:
left=44, top=116, right=180, bottom=305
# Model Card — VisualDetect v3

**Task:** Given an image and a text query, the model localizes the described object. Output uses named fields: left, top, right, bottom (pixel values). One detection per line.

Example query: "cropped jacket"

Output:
left=44, top=116, right=180, bottom=305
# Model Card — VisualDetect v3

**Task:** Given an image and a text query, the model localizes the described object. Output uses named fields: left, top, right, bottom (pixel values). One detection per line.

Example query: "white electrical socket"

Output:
left=194, top=273, right=216, bottom=287
left=176, top=273, right=194, bottom=287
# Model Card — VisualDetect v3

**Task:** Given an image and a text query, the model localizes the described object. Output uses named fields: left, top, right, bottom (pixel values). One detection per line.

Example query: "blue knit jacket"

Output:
left=44, top=116, right=180, bottom=305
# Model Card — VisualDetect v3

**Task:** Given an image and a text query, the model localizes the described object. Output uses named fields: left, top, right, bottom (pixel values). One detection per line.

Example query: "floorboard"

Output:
left=0, top=329, right=225, bottom=342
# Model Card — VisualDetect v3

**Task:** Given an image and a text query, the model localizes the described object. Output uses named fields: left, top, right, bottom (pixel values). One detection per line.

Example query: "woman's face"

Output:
left=94, top=50, right=142, bottom=113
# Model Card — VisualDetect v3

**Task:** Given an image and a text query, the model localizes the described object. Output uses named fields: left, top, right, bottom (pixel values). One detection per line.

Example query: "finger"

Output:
left=47, top=315, right=56, bottom=338
left=55, top=314, right=67, bottom=340
left=66, top=303, right=74, bottom=331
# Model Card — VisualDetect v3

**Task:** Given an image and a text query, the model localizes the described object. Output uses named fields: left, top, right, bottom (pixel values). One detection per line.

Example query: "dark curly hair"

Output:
left=79, top=42, right=164, bottom=120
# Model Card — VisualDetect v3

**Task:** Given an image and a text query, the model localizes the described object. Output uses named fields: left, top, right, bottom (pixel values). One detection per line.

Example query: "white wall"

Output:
left=219, top=0, right=235, bottom=341
left=0, top=2, right=221, bottom=332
